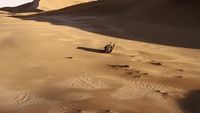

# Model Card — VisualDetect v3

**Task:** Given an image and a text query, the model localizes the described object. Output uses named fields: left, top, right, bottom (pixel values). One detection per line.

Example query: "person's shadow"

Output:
left=77, top=47, right=104, bottom=53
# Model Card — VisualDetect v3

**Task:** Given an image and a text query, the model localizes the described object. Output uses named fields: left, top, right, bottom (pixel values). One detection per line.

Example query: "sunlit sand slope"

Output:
left=39, top=0, right=92, bottom=10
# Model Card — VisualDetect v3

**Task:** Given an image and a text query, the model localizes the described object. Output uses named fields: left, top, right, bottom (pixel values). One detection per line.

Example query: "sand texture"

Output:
left=0, top=0, right=200, bottom=113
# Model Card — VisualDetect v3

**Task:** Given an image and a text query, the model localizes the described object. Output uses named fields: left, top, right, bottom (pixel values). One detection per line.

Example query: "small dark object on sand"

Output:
left=66, top=56, right=73, bottom=59
left=133, top=70, right=140, bottom=73
left=174, top=76, right=183, bottom=78
left=150, top=62, right=162, bottom=66
left=104, top=42, right=116, bottom=53
left=177, top=69, right=184, bottom=72
left=108, top=64, right=130, bottom=68
left=130, top=55, right=135, bottom=57
left=155, top=90, right=169, bottom=95
left=142, top=73, right=149, bottom=75
left=132, top=75, right=142, bottom=78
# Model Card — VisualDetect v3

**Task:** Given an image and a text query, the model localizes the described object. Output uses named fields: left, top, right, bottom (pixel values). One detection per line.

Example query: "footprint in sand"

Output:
left=124, top=71, right=143, bottom=79
left=176, top=69, right=184, bottom=72
left=154, top=90, right=169, bottom=96
left=69, top=109, right=117, bottom=113
left=53, top=106, right=117, bottom=113
left=174, top=76, right=183, bottom=78
left=125, top=70, right=149, bottom=78
left=97, top=110, right=117, bottom=113
left=108, top=64, right=148, bottom=79
left=149, top=60, right=162, bottom=66
left=107, top=64, right=130, bottom=69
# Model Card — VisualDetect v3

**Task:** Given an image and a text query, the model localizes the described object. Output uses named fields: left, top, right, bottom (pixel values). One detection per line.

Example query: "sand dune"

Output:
left=0, top=0, right=91, bottom=13
left=38, top=0, right=92, bottom=10
left=0, top=0, right=41, bottom=13
left=34, top=0, right=200, bottom=27
left=11, top=0, right=200, bottom=48
left=0, top=0, right=200, bottom=113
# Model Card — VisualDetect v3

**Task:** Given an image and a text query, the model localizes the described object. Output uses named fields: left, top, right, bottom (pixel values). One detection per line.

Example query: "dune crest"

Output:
left=0, top=0, right=41, bottom=13
left=0, top=0, right=92, bottom=13
left=38, top=0, right=92, bottom=10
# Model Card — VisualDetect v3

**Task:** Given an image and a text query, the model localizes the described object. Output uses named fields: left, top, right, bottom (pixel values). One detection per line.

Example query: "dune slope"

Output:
left=0, top=0, right=91, bottom=13
left=38, top=0, right=92, bottom=10
left=0, top=0, right=200, bottom=113
left=0, top=0, right=41, bottom=13
left=12, top=0, right=200, bottom=48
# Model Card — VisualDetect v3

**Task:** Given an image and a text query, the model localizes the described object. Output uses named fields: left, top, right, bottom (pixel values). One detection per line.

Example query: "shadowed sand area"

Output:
left=178, top=90, right=200, bottom=113
left=0, top=0, right=200, bottom=113
left=10, top=0, right=200, bottom=49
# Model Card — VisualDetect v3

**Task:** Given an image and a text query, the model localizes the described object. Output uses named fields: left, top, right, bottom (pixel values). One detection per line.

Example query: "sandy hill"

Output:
left=38, top=0, right=200, bottom=28
left=0, top=0, right=200, bottom=113
left=38, top=0, right=92, bottom=10
left=0, top=0, right=91, bottom=13
left=0, top=0, right=41, bottom=13
left=13, top=0, right=200, bottom=48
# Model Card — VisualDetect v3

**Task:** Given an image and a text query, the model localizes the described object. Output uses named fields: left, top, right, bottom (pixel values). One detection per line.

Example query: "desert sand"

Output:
left=0, top=0, right=200, bottom=113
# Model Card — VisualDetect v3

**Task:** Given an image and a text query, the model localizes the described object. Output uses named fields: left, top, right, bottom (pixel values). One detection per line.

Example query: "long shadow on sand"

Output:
left=7, top=0, right=200, bottom=49
left=77, top=47, right=104, bottom=53
left=178, top=90, right=200, bottom=113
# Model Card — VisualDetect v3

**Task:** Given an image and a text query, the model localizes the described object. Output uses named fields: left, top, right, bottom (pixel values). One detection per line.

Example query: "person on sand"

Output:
left=104, top=42, right=115, bottom=53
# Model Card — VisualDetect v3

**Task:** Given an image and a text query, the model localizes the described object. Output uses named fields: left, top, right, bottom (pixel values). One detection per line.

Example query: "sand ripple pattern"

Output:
left=8, top=90, right=38, bottom=104
left=0, top=88, right=48, bottom=109
left=112, top=80, right=184, bottom=113
left=112, top=80, right=184, bottom=99
left=58, top=77, right=111, bottom=90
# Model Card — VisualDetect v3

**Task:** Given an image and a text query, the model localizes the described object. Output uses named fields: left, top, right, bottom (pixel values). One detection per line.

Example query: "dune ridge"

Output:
left=0, top=0, right=92, bottom=13
left=38, top=0, right=92, bottom=11
left=0, top=0, right=41, bottom=13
